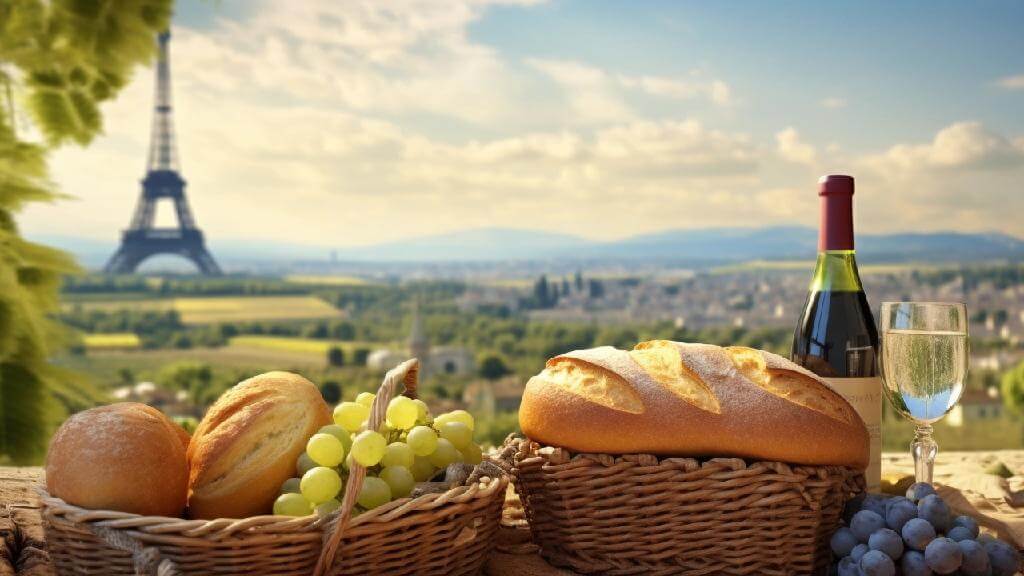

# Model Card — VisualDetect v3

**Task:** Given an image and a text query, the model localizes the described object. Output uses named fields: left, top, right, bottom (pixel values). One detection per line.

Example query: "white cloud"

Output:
left=527, top=59, right=608, bottom=87
left=775, top=127, right=817, bottom=164
left=525, top=59, right=630, bottom=124
left=528, top=58, right=734, bottom=124
left=19, top=1, right=1024, bottom=251
left=853, top=122, right=1024, bottom=236
left=594, top=120, right=756, bottom=176
left=995, top=74, right=1024, bottom=90
left=863, top=121, right=1024, bottom=172
left=170, top=0, right=541, bottom=126
left=35, top=59, right=762, bottom=244
left=618, top=74, right=733, bottom=105
left=820, top=97, right=847, bottom=109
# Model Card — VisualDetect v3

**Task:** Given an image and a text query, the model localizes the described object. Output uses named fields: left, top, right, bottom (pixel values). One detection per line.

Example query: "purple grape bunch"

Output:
left=830, top=482, right=1020, bottom=576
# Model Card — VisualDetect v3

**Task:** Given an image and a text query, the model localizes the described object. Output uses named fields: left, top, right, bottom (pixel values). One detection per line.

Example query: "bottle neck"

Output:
left=819, top=192, right=854, bottom=251
left=809, top=250, right=864, bottom=292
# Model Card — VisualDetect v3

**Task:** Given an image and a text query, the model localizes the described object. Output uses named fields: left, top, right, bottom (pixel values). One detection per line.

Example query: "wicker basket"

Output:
left=39, top=359, right=508, bottom=576
left=507, top=437, right=864, bottom=576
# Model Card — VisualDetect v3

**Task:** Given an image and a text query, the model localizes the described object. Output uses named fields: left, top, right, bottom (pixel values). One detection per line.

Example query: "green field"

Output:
left=479, top=278, right=534, bottom=289
left=65, top=295, right=343, bottom=324
left=59, top=336, right=388, bottom=390
left=228, top=336, right=381, bottom=356
left=284, top=275, right=374, bottom=286
left=65, top=345, right=336, bottom=378
left=882, top=416, right=1024, bottom=451
left=82, top=333, right=141, bottom=350
left=56, top=345, right=389, bottom=400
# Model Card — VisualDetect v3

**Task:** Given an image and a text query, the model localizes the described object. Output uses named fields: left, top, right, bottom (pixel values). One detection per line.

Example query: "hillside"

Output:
left=34, top=227, right=1024, bottom=267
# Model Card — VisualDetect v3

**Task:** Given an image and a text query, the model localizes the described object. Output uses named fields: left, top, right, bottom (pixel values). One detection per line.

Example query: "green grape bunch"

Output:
left=272, top=391, right=485, bottom=517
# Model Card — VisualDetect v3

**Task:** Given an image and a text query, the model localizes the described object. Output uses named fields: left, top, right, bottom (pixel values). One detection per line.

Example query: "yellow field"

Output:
left=479, top=278, right=534, bottom=288
left=228, top=336, right=378, bottom=355
left=82, top=333, right=142, bottom=349
left=710, top=260, right=814, bottom=274
left=480, top=272, right=645, bottom=289
left=66, top=296, right=343, bottom=324
left=284, top=275, right=373, bottom=286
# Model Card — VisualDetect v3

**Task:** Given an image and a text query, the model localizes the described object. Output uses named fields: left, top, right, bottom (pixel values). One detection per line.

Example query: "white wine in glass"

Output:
left=879, top=302, right=968, bottom=484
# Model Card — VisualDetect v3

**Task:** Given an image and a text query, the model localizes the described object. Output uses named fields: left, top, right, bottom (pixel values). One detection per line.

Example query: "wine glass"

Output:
left=879, top=302, right=969, bottom=484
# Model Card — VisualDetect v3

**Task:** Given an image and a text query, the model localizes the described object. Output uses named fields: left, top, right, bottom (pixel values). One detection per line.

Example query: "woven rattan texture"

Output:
left=39, top=359, right=508, bottom=576
left=511, top=439, right=864, bottom=576
left=41, top=475, right=506, bottom=575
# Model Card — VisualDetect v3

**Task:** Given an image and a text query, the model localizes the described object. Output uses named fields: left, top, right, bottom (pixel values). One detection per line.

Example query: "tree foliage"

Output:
left=1000, top=360, right=1024, bottom=417
left=320, top=380, right=341, bottom=404
left=0, top=0, right=172, bottom=463
left=327, top=346, right=345, bottom=367
left=477, top=354, right=511, bottom=380
left=157, top=361, right=210, bottom=401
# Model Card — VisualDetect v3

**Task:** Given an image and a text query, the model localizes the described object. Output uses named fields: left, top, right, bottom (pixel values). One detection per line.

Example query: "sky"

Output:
left=20, top=0, right=1024, bottom=249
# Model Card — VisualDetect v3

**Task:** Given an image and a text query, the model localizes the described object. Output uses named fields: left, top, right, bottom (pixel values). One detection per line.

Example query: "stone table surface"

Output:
left=4, top=451, right=1024, bottom=575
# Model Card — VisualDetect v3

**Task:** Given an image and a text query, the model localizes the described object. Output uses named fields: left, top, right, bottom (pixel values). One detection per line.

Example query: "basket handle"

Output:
left=313, top=358, right=420, bottom=576
left=493, top=434, right=525, bottom=475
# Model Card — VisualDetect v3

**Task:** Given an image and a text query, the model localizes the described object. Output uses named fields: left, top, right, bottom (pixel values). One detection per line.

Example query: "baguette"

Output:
left=519, top=340, right=868, bottom=468
left=187, top=371, right=331, bottom=519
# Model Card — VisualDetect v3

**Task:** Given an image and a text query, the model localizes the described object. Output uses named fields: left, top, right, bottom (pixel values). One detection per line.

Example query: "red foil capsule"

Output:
left=818, top=174, right=855, bottom=251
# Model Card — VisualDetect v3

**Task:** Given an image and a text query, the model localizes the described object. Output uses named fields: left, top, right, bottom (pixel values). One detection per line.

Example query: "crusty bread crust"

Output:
left=45, top=402, right=189, bottom=517
left=187, top=371, right=331, bottom=519
left=173, top=420, right=191, bottom=450
left=519, top=341, right=869, bottom=468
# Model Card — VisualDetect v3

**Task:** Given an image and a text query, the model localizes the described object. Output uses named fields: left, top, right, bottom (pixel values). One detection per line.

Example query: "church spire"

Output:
left=408, top=298, right=429, bottom=361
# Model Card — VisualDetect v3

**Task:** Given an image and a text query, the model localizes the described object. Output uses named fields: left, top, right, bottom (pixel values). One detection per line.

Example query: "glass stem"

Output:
left=911, top=424, right=937, bottom=484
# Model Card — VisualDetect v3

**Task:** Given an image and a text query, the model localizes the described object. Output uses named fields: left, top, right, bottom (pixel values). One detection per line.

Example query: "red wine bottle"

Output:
left=791, top=175, right=880, bottom=490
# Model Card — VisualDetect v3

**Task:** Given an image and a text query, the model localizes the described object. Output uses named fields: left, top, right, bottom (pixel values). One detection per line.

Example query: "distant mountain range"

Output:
left=31, top=227, right=1024, bottom=269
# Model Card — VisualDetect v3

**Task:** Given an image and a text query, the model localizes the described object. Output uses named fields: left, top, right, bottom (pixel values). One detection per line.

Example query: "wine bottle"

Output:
left=791, top=175, right=881, bottom=490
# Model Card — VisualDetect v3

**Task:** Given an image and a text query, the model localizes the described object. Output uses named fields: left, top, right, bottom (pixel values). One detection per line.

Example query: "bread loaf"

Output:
left=187, top=371, right=331, bottom=519
left=45, top=402, right=189, bottom=517
left=519, top=340, right=868, bottom=468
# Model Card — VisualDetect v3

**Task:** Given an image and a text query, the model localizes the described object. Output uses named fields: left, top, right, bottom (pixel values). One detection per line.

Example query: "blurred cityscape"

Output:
left=50, top=260, right=1024, bottom=457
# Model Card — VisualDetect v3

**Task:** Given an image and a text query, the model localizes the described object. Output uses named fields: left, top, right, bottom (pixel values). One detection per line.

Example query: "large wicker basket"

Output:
left=508, top=437, right=864, bottom=576
left=39, top=359, right=508, bottom=576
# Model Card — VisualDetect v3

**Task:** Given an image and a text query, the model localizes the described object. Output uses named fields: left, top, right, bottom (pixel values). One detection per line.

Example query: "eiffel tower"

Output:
left=104, top=31, right=221, bottom=275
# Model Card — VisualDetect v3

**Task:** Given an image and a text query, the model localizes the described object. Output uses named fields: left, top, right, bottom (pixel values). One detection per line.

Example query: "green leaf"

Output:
left=28, top=69, right=67, bottom=88
left=69, top=88, right=102, bottom=134
left=0, top=0, right=172, bottom=463
left=68, top=65, right=89, bottom=85
left=90, top=76, right=111, bottom=100
left=0, top=363, right=48, bottom=462
left=27, top=89, right=79, bottom=144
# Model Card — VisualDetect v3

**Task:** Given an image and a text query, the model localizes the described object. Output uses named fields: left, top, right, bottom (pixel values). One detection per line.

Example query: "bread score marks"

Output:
left=630, top=340, right=721, bottom=414
left=538, top=355, right=645, bottom=415
left=192, top=403, right=307, bottom=496
left=724, top=346, right=851, bottom=424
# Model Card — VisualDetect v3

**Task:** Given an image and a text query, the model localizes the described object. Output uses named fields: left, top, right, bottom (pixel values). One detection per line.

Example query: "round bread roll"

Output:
left=187, top=371, right=331, bottom=519
left=519, top=340, right=869, bottom=468
left=45, top=402, right=189, bottom=516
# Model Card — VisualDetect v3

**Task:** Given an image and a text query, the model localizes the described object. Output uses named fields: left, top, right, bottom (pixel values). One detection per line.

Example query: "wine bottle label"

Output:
left=822, top=376, right=881, bottom=492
